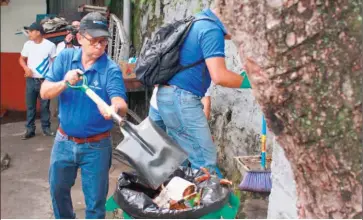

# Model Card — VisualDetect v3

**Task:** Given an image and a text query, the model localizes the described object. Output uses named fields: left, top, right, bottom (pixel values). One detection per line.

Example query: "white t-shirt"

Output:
left=21, top=39, right=56, bottom=78
left=150, top=83, right=213, bottom=110
left=150, top=86, right=159, bottom=110
left=56, top=41, right=80, bottom=56
left=204, top=83, right=212, bottom=97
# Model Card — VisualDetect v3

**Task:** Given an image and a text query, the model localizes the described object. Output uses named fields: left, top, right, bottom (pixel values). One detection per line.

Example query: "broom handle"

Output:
left=261, top=115, right=267, bottom=169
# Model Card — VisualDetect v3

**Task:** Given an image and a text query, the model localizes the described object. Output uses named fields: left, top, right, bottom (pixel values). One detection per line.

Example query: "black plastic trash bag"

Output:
left=113, top=167, right=232, bottom=219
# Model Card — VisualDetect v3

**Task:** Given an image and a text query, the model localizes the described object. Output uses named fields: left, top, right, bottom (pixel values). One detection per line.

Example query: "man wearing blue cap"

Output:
left=19, top=22, right=56, bottom=139
left=40, top=12, right=128, bottom=219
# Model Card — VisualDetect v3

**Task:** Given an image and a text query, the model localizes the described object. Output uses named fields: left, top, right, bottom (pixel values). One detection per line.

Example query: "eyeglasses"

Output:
left=81, top=34, right=108, bottom=46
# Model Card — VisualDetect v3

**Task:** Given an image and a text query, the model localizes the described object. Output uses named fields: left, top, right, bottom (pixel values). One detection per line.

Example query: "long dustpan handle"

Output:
left=85, top=88, right=156, bottom=155
left=66, top=74, right=156, bottom=156
left=66, top=73, right=124, bottom=124
left=261, top=115, right=267, bottom=169
left=85, top=88, right=124, bottom=123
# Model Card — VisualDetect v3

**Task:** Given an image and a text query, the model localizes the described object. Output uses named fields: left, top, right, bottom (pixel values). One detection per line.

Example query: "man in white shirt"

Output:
left=55, top=20, right=81, bottom=56
left=148, top=86, right=166, bottom=131
left=19, top=22, right=56, bottom=139
left=202, top=85, right=212, bottom=120
left=148, top=83, right=213, bottom=132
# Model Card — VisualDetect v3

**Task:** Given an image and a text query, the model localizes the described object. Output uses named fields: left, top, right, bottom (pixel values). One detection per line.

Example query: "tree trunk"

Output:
left=216, top=0, right=362, bottom=218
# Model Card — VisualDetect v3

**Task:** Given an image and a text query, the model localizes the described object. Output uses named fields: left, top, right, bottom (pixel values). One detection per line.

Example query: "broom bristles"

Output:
left=239, top=171, right=272, bottom=193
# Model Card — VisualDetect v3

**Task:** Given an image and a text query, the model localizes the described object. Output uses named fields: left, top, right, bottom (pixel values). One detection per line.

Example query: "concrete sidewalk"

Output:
left=1, top=120, right=131, bottom=219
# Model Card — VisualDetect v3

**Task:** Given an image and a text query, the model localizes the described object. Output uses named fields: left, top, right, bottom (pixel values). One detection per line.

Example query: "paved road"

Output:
left=1, top=120, right=131, bottom=219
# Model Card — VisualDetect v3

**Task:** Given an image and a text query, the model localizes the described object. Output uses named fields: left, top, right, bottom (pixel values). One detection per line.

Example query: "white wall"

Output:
left=1, top=0, right=46, bottom=53
left=267, top=138, right=298, bottom=219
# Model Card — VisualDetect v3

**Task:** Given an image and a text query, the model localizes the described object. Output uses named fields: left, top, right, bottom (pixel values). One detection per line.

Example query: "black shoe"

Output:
left=22, top=131, right=35, bottom=140
left=43, top=128, right=55, bottom=137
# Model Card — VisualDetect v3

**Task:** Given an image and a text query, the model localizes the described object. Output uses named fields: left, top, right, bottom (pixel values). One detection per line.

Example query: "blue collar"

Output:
left=200, top=9, right=228, bottom=35
left=72, top=49, right=107, bottom=74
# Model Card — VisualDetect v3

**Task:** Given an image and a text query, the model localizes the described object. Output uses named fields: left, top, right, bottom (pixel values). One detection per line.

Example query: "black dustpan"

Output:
left=66, top=73, right=188, bottom=189
left=116, top=118, right=189, bottom=189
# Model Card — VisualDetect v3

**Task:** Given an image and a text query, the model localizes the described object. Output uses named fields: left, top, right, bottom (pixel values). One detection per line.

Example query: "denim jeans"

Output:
left=157, top=86, right=217, bottom=170
left=148, top=106, right=166, bottom=132
left=25, top=78, right=51, bottom=132
left=49, top=131, right=112, bottom=219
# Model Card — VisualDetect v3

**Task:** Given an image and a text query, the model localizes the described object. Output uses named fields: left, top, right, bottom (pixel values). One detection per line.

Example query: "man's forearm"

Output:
left=214, top=69, right=243, bottom=88
left=18, top=57, right=28, bottom=71
left=201, top=96, right=211, bottom=120
left=111, top=97, right=128, bottom=116
left=40, top=80, right=67, bottom=100
left=206, top=57, right=244, bottom=88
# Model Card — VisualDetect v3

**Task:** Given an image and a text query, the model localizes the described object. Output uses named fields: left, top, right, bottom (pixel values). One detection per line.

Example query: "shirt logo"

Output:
left=93, top=80, right=99, bottom=87
left=89, top=80, right=101, bottom=90
left=93, top=21, right=107, bottom=26
left=36, top=57, right=50, bottom=76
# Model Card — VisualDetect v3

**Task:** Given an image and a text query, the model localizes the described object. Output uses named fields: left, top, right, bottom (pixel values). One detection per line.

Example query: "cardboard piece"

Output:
left=153, top=176, right=196, bottom=209
left=119, top=61, right=136, bottom=79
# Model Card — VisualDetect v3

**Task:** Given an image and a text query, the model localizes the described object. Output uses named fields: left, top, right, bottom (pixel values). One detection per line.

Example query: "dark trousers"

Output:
left=25, top=78, right=51, bottom=132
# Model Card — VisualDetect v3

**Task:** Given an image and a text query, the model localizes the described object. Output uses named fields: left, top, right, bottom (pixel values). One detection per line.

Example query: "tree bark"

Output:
left=216, top=0, right=362, bottom=218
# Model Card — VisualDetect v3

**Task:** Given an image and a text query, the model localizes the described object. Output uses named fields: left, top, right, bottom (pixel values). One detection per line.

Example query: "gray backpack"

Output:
left=135, top=16, right=214, bottom=86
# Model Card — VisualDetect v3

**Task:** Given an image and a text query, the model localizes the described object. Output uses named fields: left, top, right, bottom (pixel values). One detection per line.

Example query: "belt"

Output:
left=32, top=78, right=45, bottom=84
left=161, top=84, right=177, bottom=88
left=58, top=127, right=111, bottom=144
left=32, top=78, right=44, bottom=81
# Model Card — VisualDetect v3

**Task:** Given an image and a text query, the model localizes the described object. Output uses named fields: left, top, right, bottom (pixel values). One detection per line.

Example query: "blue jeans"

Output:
left=25, top=78, right=51, bottom=132
left=157, top=86, right=217, bottom=170
left=49, top=131, right=112, bottom=219
left=148, top=106, right=166, bottom=132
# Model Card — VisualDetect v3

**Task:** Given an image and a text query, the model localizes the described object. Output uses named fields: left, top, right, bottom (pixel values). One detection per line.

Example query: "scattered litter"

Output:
left=113, top=167, right=236, bottom=218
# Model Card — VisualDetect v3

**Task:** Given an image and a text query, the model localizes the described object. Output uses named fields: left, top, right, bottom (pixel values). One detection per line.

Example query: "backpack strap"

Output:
left=177, top=15, right=222, bottom=81
left=178, top=16, right=217, bottom=71
left=193, top=16, right=216, bottom=23
left=179, top=59, right=204, bottom=71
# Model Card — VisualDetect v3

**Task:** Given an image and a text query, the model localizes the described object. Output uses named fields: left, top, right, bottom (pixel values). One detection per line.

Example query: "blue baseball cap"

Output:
left=24, top=22, right=45, bottom=35
left=80, top=12, right=110, bottom=38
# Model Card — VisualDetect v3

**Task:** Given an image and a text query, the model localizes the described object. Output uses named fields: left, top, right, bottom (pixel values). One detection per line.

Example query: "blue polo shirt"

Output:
left=45, top=48, right=127, bottom=138
left=168, top=9, right=227, bottom=97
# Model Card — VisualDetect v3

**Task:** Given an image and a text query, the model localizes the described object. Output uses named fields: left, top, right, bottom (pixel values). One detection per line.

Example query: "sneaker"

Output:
left=22, top=131, right=35, bottom=140
left=42, top=128, right=55, bottom=137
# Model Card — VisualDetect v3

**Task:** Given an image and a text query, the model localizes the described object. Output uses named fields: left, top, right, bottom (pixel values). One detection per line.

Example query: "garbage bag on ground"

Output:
left=113, top=167, right=234, bottom=219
